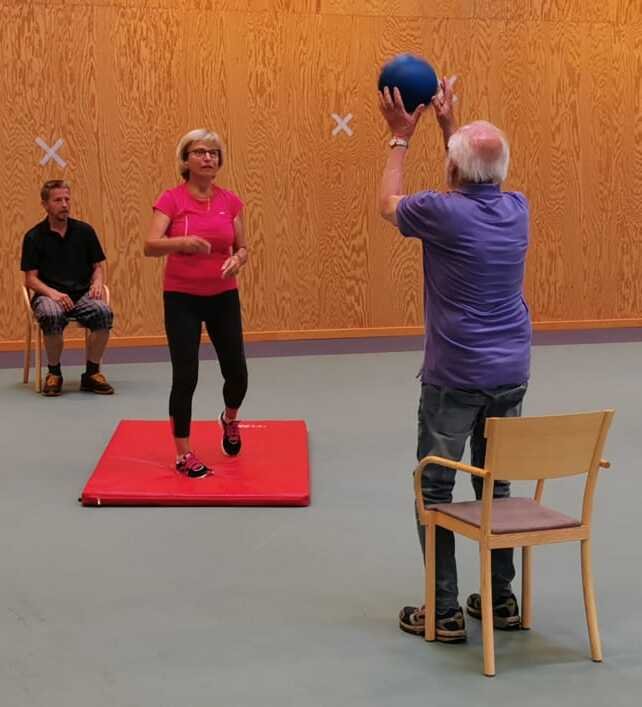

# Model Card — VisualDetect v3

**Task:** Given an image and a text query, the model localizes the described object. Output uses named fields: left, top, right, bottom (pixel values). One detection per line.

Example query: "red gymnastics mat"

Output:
left=81, top=419, right=310, bottom=507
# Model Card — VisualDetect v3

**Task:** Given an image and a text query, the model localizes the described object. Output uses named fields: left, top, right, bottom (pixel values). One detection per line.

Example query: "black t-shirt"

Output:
left=20, top=218, right=106, bottom=298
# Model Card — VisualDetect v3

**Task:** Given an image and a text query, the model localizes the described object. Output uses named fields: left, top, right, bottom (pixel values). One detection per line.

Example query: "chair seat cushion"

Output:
left=431, top=497, right=581, bottom=534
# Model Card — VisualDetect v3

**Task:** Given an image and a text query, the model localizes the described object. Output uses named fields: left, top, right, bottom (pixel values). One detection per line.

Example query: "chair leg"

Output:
left=35, top=327, right=42, bottom=393
left=23, top=322, right=32, bottom=384
left=480, top=545, right=496, bottom=677
left=521, top=546, right=532, bottom=629
left=425, top=520, right=436, bottom=642
left=581, top=539, right=603, bottom=662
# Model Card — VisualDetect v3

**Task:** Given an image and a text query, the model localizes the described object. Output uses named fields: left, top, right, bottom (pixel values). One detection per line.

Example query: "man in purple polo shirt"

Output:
left=379, top=78, right=531, bottom=643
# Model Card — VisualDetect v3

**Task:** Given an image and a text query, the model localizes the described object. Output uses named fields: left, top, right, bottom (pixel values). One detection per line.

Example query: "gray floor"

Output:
left=1, top=342, right=641, bottom=706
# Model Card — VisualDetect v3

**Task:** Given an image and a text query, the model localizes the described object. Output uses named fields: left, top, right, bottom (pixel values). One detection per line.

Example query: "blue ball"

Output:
left=378, top=54, right=438, bottom=113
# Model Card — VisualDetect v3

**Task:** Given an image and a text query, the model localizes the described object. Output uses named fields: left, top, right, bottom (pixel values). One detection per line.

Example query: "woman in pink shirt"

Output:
left=145, top=129, right=248, bottom=477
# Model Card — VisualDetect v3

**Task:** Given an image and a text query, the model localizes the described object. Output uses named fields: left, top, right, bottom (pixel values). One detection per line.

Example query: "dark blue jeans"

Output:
left=415, top=382, right=528, bottom=613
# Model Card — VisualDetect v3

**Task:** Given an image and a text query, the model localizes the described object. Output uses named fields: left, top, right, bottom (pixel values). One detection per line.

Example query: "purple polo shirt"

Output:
left=396, top=183, right=531, bottom=389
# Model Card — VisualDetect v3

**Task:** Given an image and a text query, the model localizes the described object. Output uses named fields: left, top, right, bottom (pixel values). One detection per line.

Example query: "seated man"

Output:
left=21, top=179, right=114, bottom=396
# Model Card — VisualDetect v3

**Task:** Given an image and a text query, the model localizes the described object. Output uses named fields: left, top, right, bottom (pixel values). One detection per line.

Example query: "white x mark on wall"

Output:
left=331, top=113, right=353, bottom=137
left=35, top=137, right=67, bottom=168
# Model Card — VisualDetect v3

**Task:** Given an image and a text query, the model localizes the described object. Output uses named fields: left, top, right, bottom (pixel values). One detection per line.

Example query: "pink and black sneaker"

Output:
left=219, top=413, right=242, bottom=456
left=176, top=452, right=210, bottom=478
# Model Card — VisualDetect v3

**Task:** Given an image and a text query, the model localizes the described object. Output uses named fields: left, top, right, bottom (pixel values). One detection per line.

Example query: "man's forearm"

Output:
left=91, top=263, right=104, bottom=286
left=439, top=118, right=457, bottom=151
left=380, top=146, right=408, bottom=218
left=25, top=273, right=55, bottom=298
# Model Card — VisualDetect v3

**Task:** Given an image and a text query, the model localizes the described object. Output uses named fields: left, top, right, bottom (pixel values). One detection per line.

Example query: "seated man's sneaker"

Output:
left=80, top=372, right=114, bottom=395
left=466, top=592, right=521, bottom=630
left=399, top=605, right=467, bottom=643
left=43, top=373, right=63, bottom=397
left=219, top=412, right=241, bottom=456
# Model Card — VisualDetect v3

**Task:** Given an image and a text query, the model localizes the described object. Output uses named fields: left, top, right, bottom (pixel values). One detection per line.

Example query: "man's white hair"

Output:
left=447, top=121, right=510, bottom=184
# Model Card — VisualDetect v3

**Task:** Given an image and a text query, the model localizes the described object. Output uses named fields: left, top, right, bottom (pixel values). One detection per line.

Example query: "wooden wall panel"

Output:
left=517, top=20, right=585, bottom=321
left=320, top=0, right=473, bottom=17
left=577, top=23, right=621, bottom=320
left=1, top=1, right=642, bottom=350
left=320, top=0, right=621, bottom=20
left=93, top=7, right=188, bottom=338
left=537, top=1, right=616, bottom=22
left=472, top=1, right=619, bottom=22
left=13, top=0, right=637, bottom=21
left=209, top=11, right=303, bottom=331
left=39, top=1, right=320, bottom=11
left=617, top=1, right=642, bottom=24
left=616, top=23, right=642, bottom=315
left=313, top=14, right=376, bottom=328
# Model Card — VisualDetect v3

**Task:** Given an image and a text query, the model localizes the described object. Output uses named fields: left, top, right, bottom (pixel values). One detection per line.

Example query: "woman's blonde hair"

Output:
left=176, top=128, right=225, bottom=180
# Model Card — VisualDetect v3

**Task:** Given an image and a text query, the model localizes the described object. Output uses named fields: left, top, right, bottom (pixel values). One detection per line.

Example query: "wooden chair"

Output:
left=415, top=410, right=614, bottom=677
left=22, top=285, right=111, bottom=393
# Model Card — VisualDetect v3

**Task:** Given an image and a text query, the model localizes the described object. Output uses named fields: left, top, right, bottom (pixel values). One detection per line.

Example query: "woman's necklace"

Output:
left=188, top=183, right=213, bottom=211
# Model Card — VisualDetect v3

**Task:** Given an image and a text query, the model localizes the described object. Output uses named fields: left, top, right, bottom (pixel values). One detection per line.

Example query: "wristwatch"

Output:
left=389, top=137, right=409, bottom=149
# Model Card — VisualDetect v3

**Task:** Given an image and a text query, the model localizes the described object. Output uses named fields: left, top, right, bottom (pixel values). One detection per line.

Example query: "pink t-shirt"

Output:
left=154, top=183, right=244, bottom=296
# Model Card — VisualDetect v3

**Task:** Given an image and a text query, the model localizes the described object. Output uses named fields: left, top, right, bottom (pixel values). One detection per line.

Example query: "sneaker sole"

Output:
left=466, top=606, right=522, bottom=630
left=220, top=443, right=241, bottom=457
left=399, top=620, right=467, bottom=643
left=175, top=468, right=210, bottom=479
left=399, top=620, right=424, bottom=636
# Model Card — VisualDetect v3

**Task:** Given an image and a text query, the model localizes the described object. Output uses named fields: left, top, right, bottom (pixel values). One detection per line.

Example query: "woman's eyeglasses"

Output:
left=188, top=148, right=220, bottom=160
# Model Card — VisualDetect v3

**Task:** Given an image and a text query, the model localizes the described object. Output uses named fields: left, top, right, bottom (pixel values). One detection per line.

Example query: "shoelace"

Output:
left=225, top=418, right=240, bottom=443
left=180, top=452, right=206, bottom=473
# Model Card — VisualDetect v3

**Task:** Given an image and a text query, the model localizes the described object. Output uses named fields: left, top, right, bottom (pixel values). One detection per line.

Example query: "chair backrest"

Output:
left=21, top=285, right=32, bottom=313
left=484, top=411, right=614, bottom=482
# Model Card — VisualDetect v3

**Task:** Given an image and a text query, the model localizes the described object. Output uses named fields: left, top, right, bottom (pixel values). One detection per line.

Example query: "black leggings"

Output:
left=164, top=290, right=248, bottom=438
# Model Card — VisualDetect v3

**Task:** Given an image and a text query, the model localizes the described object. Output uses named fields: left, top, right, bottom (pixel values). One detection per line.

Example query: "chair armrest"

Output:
left=415, top=455, right=487, bottom=478
left=413, top=456, right=488, bottom=524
